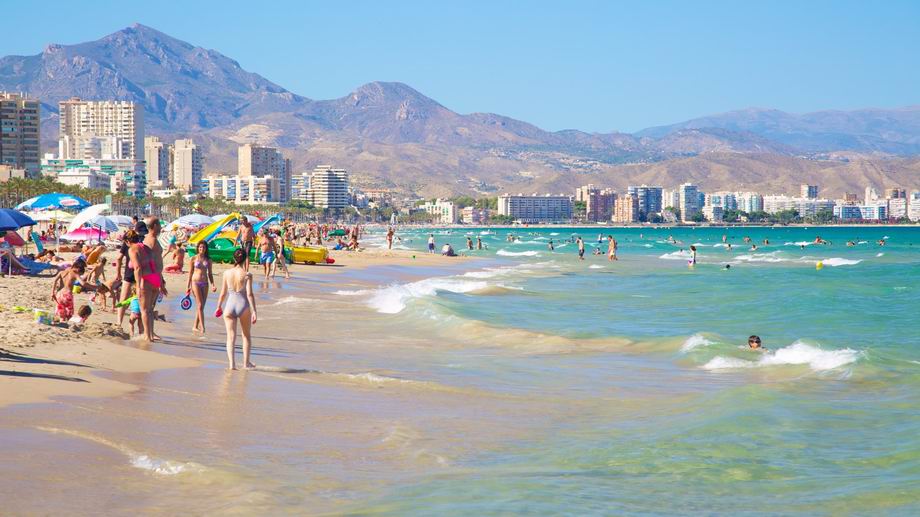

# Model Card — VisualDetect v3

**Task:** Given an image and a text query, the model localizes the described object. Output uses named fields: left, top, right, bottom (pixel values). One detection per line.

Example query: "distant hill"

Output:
left=1, top=24, right=918, bottom=197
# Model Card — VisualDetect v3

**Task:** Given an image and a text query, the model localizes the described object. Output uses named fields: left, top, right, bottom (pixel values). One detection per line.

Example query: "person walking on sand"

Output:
left=386, top=226, right=395, bottom=249
left=257, top=229, right=275, bottom=281
left=130, top=217, right=167, bottom=342
left=216, top=248, right=258, bottom=370
left=236, top=218, right=255, bottom=271
left=428, top=234, right=436, bottom=254
left=577, top=236, right=585, bottom=260
left=187, top=241, right=216, bottom=334
left=607, top=235, right=618, bottom=261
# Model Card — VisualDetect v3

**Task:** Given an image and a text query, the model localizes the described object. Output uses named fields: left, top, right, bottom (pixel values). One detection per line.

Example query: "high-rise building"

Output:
left=144, top=137, right=171, bottom=190
left=0, top=92, right=41, bottom=177
left=306, top=166, right=349, bottom=209
left=498, top=194, right=573, bottom=223
left=801, top=184, right=819, bottom=199
left=237, top=144, right=291, bottom=202
left=461, top=207, right=489, bottom=225
left=679, top=183, right=700, bottom=222
left=627, top=185, right=663, bottom=220
left=613, top=192, right=639, bottom=223
left=577, top=185, right=616, bottom=222
left=885, top=188, right=906, bottom=199
left=41, top=157, right=146, bottom=197
left=58, top=98, right=143, bottom=161
left=908, top=191, right=920, bottom=222
left=735, top=192, right=764, bottom=213
left=172, top=139, right=203, bottom=194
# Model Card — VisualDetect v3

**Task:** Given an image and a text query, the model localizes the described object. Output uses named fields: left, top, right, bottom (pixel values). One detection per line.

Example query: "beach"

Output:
left=2, top=227, right=919, bottom=515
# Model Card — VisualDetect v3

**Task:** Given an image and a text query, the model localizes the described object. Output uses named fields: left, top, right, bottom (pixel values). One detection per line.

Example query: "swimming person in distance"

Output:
left=748, top=335, right=767, bottom=352
left=689, top=245, right=697, bottom=266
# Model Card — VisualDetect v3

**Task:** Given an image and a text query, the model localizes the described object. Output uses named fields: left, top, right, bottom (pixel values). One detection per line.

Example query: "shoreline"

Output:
left=0, top=246, right=476, bottom=409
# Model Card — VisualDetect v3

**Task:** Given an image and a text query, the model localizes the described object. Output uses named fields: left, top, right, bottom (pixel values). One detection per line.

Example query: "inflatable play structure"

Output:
left=187, top=213, right=333, bottom=265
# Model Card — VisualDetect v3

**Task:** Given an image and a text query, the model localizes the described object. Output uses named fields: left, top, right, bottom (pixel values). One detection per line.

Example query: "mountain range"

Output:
left=1, top=23, right=918, bottom=197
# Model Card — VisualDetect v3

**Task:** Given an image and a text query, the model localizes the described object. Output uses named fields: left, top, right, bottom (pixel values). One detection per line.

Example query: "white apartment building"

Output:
left=736, top=192, right=764, bottom=213
left=144, top=136, right=170, bottom=190
left=305, top=166, right=349, bottom=209
left=865, top=186, right=879, bottom=205
left=888, top=198, right=908, bottom=220
left=55, top=168, right=112, bottom=191
left=834, top=202, right=888, bottom=221
left=678, top=183, right=700, bottom=222
left=58, top=98, right=143, bottom=161
left=763, top=195, right=834, bottom=217
left=172, top=139, right=203, bottom=194
left=661, top=189, right=680, bottom=211
left=420, top=199, right=458, bottom=224
left=497, top=194, right=573, bottom=223
left=41, top=156, right=146, bottom=197
left=702, top=205, right=724, bottom=223
left=238, top=143, right=291, bottom=202
left=801, top=184, right=819, bottom=199
left=909, top=191, right=920, bottom=222
left=204, top=174, right=281, bottom=204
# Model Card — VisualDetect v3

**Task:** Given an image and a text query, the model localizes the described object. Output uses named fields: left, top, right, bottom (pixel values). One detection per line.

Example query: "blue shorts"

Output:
left=129, top=298, right=141, bottom=314
left=260, top=251, right=275, bottom=264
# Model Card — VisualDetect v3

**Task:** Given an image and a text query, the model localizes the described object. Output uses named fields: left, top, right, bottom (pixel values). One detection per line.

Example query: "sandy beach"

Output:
left=0, top=246, right=471, bottom=408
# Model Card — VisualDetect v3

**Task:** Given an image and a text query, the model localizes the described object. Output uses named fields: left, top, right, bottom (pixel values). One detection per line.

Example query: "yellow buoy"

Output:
left=816, top=261, right=824, bottom=270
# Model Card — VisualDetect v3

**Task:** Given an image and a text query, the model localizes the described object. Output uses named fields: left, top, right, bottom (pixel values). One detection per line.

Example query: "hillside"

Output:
left=1, top=24, right=919, bottom=197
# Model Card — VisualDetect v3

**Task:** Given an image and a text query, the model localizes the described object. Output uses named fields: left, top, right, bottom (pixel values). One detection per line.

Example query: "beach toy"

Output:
left=816, top=261, right=824, bottom=270
left=214, top=307, right=223, bottom=318
left=12, top=305, right=28, bottom=313
left=115, top=295, right=137, bottom=308
left=72, top=282, right=82, bottom=294
left=33, top=309, right=51, bottom=325
left=180, top=291, right=193, bottom=311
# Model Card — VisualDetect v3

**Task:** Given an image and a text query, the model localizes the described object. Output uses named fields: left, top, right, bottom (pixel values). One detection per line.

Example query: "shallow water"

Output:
left=3, top=226, right=919, bottom=515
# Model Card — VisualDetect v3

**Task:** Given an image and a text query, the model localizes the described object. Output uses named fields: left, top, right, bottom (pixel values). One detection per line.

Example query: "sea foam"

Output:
left=338, top=277, right=488, bottom=314
left=820, top=257, right=862, bottom=267
left=703, top=342, right=861, bottom=372
left=680, top=334, right=715, bottom=352
left=497, top=249, right=540, bottom=257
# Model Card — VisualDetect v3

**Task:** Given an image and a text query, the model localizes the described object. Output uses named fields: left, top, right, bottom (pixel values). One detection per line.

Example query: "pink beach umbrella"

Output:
left=60, top=227, right=109, bottom=243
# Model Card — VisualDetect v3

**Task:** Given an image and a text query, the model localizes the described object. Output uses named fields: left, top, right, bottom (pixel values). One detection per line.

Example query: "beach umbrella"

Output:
left=1, top=231, right=26, bottom=247
left=16, top=192, right=90, bottom=211
left=27, top=209, right=74, bottom=222
left=67, top=204, right=110, bottom=234
left=60, top=227, right=108, bottom=243
left=0, top=208, right=37, bottom=232
left=175, top=213, right=214, bottom=227
left=84, top=215, right=120, bottom=233
left=108, top=215, right=134, bottom=227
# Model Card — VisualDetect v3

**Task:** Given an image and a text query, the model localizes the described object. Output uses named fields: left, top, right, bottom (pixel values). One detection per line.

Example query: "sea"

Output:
left=2, top=225, right=918, bottom=515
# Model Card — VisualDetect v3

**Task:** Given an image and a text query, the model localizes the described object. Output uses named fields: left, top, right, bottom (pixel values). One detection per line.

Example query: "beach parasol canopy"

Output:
left=27, top=209, right=75, bottom=222
left=84, top=215, right=120, bottom=233
left=174, top=213, right=214, bottom=227
left=1, top=230, right=26, bottom=247
left=0, top=208, right=37, bottom=232
left=16, top=192, right=91, bottom=211
left=108, top=215, right=134, bottom=227
left=67, top=204, right=110, bottom=234
left=60, top=227, right=108, bottom=243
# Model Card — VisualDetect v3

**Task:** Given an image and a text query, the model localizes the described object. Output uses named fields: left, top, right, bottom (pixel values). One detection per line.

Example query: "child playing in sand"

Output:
left=50, top=260, right=88, bottom=323
left=68, top=305, right=93, bottom=326
left=128, top=291, right=143, bottom=336
left=84, top=258, right=111, bottom=311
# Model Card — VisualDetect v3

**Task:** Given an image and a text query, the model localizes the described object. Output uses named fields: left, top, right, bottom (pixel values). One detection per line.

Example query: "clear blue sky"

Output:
left=3, top=0, right=918, bottom=133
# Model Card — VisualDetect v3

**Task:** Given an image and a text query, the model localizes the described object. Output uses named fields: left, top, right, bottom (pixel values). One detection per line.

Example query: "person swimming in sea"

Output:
left=688, top=245, right=697, bottom=266
left=548, top=239, right=555, bottom=251
left=748, top=335, right=767, bottom=351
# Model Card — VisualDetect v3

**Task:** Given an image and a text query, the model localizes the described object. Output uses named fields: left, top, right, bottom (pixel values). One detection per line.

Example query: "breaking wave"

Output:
left=702, top=342, right=861, bottom=372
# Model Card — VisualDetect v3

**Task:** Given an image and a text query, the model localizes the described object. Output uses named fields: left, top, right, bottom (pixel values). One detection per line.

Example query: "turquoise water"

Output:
left=352, top=226, right=920, bottom=515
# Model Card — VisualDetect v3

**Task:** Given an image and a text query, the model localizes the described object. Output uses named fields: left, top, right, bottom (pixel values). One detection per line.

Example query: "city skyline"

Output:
left=1, top=1, right=919, bottom=133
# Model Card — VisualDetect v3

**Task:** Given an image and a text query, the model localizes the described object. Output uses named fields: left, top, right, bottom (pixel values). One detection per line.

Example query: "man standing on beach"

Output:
left=237, top=218, right=255, bottom=271
left=577, top=237, right=585, bottom=260
left=130, top=217, right=166, bottom=342
left=607, top=235, right=618, bottom=261
left=386, top=227, right=395, bottom=250
left=258, top=229, right=275, bottom=281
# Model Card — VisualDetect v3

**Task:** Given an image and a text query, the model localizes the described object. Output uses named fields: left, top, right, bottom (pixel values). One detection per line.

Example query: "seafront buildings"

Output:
left=612, top=192, right=639, bottom=223
left=576, top=184, right=616, bottom=222
left=0, top=92, right=41, bottom=176
left=303, top=166, right=350, bottom=209
left=498, top=194, right=573, bottom=223
left=41, top=156, right=146, bottom=197
left=678, top=183, right=701, bottom=222
left=238, top=143, right=292, bottom=202
left=172, top=139, right=203, bottom=194
left=58, top=98, right=143, bottom=161
left=420, top=199, right=459, bottom=224
left=143, top=136, right=170, bottom=190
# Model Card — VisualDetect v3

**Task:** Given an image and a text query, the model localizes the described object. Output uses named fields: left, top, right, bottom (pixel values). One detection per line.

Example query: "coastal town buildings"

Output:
left=576, top=185, right=616, bottom=222
left=678, top=183, right=700, bottom=222
left=498, top=194, right=573, bottom=223
left=801, top=184, right=819, bottom=199
left=627, top=185, right=663, bottom=220
left=420, top=199, right=459, bottom=224
left=302, top=166, right=349, bottom=209
left=144, top=136, right=170, bottom=190
left=238, top=143, right=291, bottom=202
left=461, top=206, right=489, bottom=225
left=172, top=138, right=203, bottom=194
left=612, top=192, right=639, bottom=223
left=0, top=92, right=41, bottom=176
left=58, top=98, right=143, bottom=161
left=203, top=174, right=280, bottom=204
left=0, top=165, right=26, bottom=182
left=41, top=156, right=146, bottom=197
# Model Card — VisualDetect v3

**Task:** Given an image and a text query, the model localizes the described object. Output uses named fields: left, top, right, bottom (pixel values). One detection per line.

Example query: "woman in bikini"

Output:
left=186, top=241, right=216, bottom=334
left=215, top=248, right=258, bottom=370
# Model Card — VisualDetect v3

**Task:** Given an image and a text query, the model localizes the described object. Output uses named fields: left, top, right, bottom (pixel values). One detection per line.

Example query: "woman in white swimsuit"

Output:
left=216, top=248, right=258, bottom=370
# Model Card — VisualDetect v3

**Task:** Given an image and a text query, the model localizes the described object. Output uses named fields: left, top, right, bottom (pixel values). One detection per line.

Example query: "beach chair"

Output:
left=31, top=231, right=44, bottom=255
